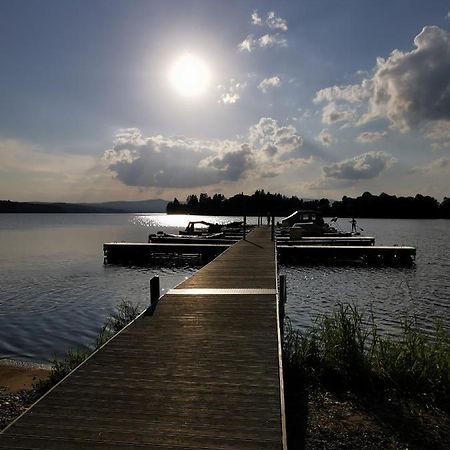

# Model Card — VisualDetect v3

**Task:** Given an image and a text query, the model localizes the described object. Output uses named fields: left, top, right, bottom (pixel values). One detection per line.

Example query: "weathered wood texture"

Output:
left=1, top=227, right=285, bottom=450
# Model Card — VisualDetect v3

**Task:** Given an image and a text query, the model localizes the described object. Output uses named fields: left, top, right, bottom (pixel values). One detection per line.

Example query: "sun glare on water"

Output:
left=169, top=54, right=211, bottom=97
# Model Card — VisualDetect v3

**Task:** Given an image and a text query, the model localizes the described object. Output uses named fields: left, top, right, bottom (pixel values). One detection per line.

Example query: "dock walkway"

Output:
left=1, top=227, right=286, bottom=450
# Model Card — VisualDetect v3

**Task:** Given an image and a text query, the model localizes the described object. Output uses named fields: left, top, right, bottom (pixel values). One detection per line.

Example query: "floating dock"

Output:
left=278, top=244, right=415, bottom=264
left=276, top=236, right=375, bottom=246
left=149, top=235, right=375, bottom=246
left=1, top=227, right=286, bottom=450
left=104, top=235, right=414, bottom=265
left=104, top=241, right=231, bottom=263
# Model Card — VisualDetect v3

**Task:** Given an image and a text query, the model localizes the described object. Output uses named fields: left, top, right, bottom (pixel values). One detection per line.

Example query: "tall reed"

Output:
left=283, top=303, right=450, bottom=411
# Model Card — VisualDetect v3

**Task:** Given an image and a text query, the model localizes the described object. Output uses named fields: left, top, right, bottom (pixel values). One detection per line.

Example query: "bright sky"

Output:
left=0, top=0, right=449, bottom=202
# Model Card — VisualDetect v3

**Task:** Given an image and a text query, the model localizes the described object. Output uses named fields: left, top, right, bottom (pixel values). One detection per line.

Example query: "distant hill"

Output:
left=0, top=199, right=169, bottom=213
left=86, top=199, right=168, bottom=213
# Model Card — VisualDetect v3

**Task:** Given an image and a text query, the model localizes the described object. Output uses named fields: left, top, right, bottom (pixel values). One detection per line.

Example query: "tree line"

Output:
left=166, top=191, right=450, bottom=219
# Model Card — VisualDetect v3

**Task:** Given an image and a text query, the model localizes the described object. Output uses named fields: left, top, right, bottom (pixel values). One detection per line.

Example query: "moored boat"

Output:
left=280, top=210, right=355, bottom=237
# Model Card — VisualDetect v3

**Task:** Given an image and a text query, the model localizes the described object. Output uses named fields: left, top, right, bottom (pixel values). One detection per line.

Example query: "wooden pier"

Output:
left=1, top=227, right=286, bottom=450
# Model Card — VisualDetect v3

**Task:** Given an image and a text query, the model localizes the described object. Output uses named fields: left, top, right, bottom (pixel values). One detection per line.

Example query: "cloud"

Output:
left=251, top=10, right=288, bottom=31
left=258, top=33, right=287, bottom=48
left=314, top=81, right=372, bottom=104
left=412, top=156, right=450, bottom=173
left=362, top=26, right=450, bottom=131
left=322, top=151, right=396, bottom=180
left=314, top=26, right=450, bottom=132
left=317, top=129, right=334, bottom=146
left=239, top=10, right=288, bottom=52
left=0, top=139, right=118, bottom=202
left=219, top=93, right=240, bottom=104
left=103, top=131, right=220, bottom=188
left=356, top=131, right=387, bottom=143
left=426, top=120, right=450, bottom=141
left=200, top=144, right=255, bottom=181
left=238, top=35, right=255, bottom=52
left=104, top=119, right=308, bottom=188
left=238, top=33, right=288, bottom=52
left=248, top=117, right=303, bottom=155
left=218, top=79, right=246, bottom=104
left=425, top=156, right=450, bottom=170
left=321, top=102, right=355, bottom=124
left=251, top=10, right=262, bottom=26
left=258, top=76, right=281, bottom=93
left=266, top=11, right=288, bottom=31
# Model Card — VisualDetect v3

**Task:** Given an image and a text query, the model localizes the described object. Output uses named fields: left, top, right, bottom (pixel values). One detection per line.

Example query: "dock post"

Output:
left=279, top=275, right=286, bottom=337
left=271, top=215, right=275, bottom=241
left=243, top=214, right=247, bottom=240
left=150, top=276, right=160, bottom=305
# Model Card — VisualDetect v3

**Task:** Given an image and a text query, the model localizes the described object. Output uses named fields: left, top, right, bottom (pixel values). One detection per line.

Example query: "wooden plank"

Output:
left=1, top=227, right=285, bottom=450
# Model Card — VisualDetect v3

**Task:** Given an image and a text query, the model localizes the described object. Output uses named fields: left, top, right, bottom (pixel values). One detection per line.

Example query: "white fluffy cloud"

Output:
left=104, top=119, right=307, bottom=188
left=251, top=10, right=288, bottom=31
left=363, top=26, right=450, bottom=131
left=258, top=76, right=281, bottom=93
left=356, top=131, right=387, bottom=143
left=322, top=151, right=395, bottom=180
left=258, top=33, right=287, bottom=48
left=314, top=26, right=450, bottom=133
left=317, top=129, right=334, bottom=146
left=248, top=117, right=303, bottom=155
left=266, top=11, right=288, bottom=31
left=238, top=35, right=255, bottom=52
left=251, top=10, right=263, bottom=26
left=240, top=10, right=288, bottom=52
left=321, top=102, right=355, bottom=124
left=238, top=33, right=287, bottom=52
left=314, top=81, right=372, bottom=104
left=218, top=80, right=247, bottom=104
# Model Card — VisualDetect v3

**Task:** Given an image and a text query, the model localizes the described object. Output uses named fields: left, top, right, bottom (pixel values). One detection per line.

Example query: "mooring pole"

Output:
left=279, top=274, right=286, bottom=337
left=271, top=215, right=275, bottom=241
left=150, top=276, right=160, bottom=306
left=243, top=214, right=247, bottom=240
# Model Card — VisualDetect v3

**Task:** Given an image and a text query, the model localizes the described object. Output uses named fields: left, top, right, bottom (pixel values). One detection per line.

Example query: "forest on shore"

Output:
left=166, top=191, right=450, bottom=218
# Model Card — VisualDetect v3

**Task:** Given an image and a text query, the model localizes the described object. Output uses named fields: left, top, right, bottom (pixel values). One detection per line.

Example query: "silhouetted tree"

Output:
left=164, top=191, right=450, bottom=218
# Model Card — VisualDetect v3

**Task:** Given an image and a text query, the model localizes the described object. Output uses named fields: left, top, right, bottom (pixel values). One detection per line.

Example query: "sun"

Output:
left=169, top=53, right=211, bottom=97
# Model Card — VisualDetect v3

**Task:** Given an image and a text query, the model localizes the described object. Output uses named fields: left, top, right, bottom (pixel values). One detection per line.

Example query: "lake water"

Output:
left=0, top=214, right=449, bottom=363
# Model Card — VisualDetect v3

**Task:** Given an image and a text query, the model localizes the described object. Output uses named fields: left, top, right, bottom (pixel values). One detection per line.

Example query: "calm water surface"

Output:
left=0, top=214, right=448, bottom=363
left=283, top=218, right=450, bottom=337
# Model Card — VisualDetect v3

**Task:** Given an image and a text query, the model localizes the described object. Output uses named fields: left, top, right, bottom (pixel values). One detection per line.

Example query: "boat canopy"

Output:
left=281, top=210, right=324, bottom=226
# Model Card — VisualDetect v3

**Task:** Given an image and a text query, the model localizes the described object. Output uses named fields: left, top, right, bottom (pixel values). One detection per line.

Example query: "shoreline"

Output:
left=0, top=359, right=50, bottom=431
left=0, top=359, right=50, bottom=394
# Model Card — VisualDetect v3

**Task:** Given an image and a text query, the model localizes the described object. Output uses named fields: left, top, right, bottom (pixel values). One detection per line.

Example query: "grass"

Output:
left=283, top=303, right=450, bottom=411
left=35, top=300, right=141, bottom=392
